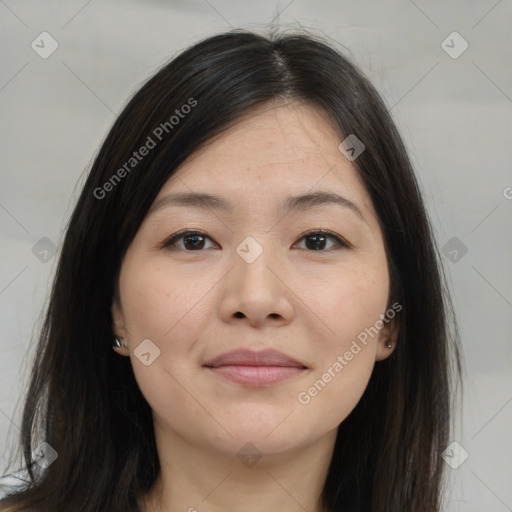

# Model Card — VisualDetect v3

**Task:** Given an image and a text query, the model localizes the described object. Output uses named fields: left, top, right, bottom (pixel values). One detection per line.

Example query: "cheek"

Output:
left=323, top=262, right=390, bottom=346
left=299, top=264, right=388, bottom=407
left=118, top=260, right=213, bottom=424
left=297, top=348, right=375, bottom=434
left=296, top=273, right=386, bottom=429
left=118, top=258, right=211, bottom=342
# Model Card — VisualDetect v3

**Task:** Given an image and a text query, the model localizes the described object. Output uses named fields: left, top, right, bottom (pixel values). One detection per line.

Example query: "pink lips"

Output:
left=203, top=349, right=308, bottom=387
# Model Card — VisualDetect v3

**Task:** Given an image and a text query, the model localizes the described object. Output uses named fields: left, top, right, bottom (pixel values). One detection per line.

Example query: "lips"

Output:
left=203, top=348, right=307, bottom=369
left=203, top=349, right=308, bottom=387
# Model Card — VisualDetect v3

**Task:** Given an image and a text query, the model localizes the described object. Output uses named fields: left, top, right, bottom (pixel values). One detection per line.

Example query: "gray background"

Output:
left=1, top=1, right=511, bottom=510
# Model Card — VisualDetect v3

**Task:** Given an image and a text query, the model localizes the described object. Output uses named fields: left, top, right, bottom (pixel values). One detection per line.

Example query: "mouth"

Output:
left=203, top=348, right=308, bottom=387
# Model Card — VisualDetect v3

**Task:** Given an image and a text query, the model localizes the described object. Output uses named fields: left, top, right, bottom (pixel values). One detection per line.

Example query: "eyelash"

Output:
left=161, top=229, right=351, bottom=252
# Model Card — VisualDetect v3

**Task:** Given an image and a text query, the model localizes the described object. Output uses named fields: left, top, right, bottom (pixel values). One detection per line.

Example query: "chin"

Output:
left=209, top=431, right=306, bottom=463
left=217, top=419, right=311, bottom=453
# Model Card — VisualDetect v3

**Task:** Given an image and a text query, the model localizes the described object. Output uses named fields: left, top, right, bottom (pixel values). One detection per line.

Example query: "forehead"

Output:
left=153, top=100, right=376, bottom=220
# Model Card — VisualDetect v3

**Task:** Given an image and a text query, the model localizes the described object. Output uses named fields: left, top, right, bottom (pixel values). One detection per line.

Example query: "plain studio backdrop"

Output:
left=0, top=1, right=511, bottom=510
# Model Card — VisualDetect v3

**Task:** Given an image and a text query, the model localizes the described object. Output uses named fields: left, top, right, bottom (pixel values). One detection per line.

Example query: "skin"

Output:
left=112, top=98, right=399, bottom=512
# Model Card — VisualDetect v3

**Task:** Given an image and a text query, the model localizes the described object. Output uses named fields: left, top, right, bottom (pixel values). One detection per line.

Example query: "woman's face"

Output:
left=112, top=100, right=398, bottom=461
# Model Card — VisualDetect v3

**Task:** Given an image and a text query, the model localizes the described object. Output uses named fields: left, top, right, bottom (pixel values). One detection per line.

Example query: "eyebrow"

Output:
left=147, top=190, right=365, bottom=220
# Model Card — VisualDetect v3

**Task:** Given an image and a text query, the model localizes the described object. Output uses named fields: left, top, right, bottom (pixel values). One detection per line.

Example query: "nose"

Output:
left=218, top=242, right=294, bottom=328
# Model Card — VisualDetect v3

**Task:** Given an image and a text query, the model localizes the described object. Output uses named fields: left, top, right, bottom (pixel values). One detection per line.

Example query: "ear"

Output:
left=111, top=299, right=130, bottom=356
left=374, top=315, right=400, bottom=362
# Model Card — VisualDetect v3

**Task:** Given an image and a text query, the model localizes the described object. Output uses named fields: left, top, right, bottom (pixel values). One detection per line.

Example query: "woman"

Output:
left=0, top=29, right=462, bottom=512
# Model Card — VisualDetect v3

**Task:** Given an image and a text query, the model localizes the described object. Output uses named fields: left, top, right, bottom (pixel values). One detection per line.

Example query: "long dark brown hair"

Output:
left=0, top=28, right=462, bottom=512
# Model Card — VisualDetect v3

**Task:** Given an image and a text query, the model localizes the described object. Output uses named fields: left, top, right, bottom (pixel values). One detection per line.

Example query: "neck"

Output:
left=140, top=424, right=337, bottom=512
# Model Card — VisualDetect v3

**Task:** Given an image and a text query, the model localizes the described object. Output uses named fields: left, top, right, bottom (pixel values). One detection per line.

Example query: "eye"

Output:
left=162, top=229, right=350, bottom=252
left=162, top=230, right=218, bottom=251
left=293, top=230, right=350, bottom=251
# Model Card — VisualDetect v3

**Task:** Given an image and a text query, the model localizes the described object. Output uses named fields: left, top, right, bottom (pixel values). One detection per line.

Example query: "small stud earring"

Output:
left=113, top=337, right=125, bottom=349
left=385, top=339, right=392, bottom=348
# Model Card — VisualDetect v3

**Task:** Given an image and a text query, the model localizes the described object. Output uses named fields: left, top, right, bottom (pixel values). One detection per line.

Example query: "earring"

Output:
left=385, top=339, right=392, bottom=348
left=113, top=337, right=125, bottom=349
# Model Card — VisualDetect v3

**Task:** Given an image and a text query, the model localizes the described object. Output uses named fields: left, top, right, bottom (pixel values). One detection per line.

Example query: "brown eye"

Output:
left=294, top=230, right=350, bottom=251
left=163, top=230, right=217, bottom=251
left=162, top=229, right=350, bottom=252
